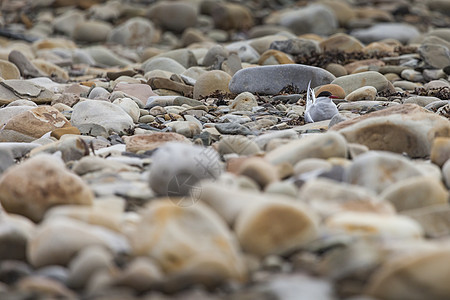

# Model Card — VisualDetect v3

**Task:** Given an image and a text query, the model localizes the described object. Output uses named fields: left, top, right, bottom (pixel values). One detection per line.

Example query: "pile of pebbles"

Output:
left=0, top=0, right=449, bottom=299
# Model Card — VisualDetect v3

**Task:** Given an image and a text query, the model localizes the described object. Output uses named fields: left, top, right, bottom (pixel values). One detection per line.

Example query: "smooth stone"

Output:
left=229, top=92, right=258, bottom=111
left=325, top=63, right=347, bottom=77
left=16, top=276, right=77, bottom=299
left=85, top=46, right=132, bottom=68
left=107, top=17, right=154, bottom=47
left=167, top=120, right=202, bottom=138
left=142, top=57, right=186, bottom=74
left=418, top=43, right=450, bottom=69
left=29, top=135, right=87, bottom=162
left=424, top=80, right=450, bottom=90
left=316, top=84, right=346, bottom=99
left=215, top=123, right=253, bottom=135
left=0, top=142, right=40, bottom=159
left=277, top=4, right=337, bottom=36
left=0, top=106, right=34, bottom=125
left=0, top=154, right=93, bottom=222
left=380, top=176, right=448, bottom=212
left=88, top=87, right=110, bottom=100
left=28, top=218, right=129, bottom=268
left=0, top=59, right=21, bottom=79
left=331, top=71, right=390, bottom=95
left=404, top=96, right=441, bottom=107
left=67, top=246, right=114, bottom=290
left=173, top=97, right=203, bottom=107
left=148, top=143, right=222, bottom=197
left=258, top=49, right=295, bottom=65
left=299, top=178, right=393, bottom=218
left=193, top=70, right=231, bottom=99
left=265, top=180, right=299, bottom=198
left=208, top=2, right=254, bottom=31
left=71, top=100, right=134, bottom=135
left=265, top=131, right=347, bottom=166
left=202, top=45, right=228, bottom=67
left=225, top=42, right=260, bottom=64
left=331, top=104, right=450, bottom=157
left=345, top=86, right=377, bottom=101
left=151, top=49, right=198, bottom=69
left=8, top=50, right=46, bottom=78
left=114, top=83, right=156, bottom=106
left=400, top=69, right=424, bottom=82
left=430, top=137, right=450, bottom=167
left=319, top=33, right=364, bottom=53
left=367, top=248, right=450, bottom=300
left=393, top=80, right=422, bottom=90
left=129, top=200, right=246, bottom=289
left=351, top=23, right=420, bottom=44
left=0, top=106, right=71, bottom=142
left=123, top=133, right=190, bottom=153
left=326, top=212, right=423, bottom=239
left=235, top=198, right=319, bottom=257
left=31, top=59, right=69, bottom=81
left=229, top=64, right=335, bottom=95
left=405, top=204, right=450, bottom=238
left=0, top=214, right=35, bottom=260
left=147, top=2, right=197, bottom=33
left=269, top=38, right=320, bottom=56
left=237, top=157, right=279, bottom=188
left=338, top=101, right=399, bottom=111
left=344, top=151, right=425, bottom=194
left=72, top=20, right=112, bottom=43
left=113, top=257, right=162, bottom=292
left=112, top=98, right=140, bottom=123
left=52, top=9, right=84, bottom=36
left=253, top=129, right=298, bottom=150
left=293, top=158, right=332, bottom=176
left=71, top=155, right=138, bottom=176
left=0, top=146, right=14, bottom=174
left=217, top=135, right=261, bottom=156
left=444, top=159, right=450, bottom=188
left=344, top=58, right=385, bottom=74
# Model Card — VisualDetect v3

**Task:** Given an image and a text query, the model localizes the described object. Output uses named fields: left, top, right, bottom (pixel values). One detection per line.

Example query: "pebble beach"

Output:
left=0, top=0, right=450, bottom=299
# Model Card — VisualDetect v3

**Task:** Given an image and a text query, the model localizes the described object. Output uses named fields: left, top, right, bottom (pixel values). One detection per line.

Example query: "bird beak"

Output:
left=329, top=95, right=339, bottom=99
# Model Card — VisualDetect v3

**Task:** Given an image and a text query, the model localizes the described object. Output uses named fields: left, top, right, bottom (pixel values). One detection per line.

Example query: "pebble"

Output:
left=345, top=86, right=377, bottom=101
left=331, top=71, right=391, bottom=95
left=265, top=131, right=347, bottom=166
left=71, top=100, right=134, bottom=135
left=229, top=64, right=335, bottom=95
left=0, top=1, right=450, bottom=298
left=148, top=143, right=222, bottom=197
left=235, top=198, right=319, bottom=257
left=344, top=151, right=425, bottom=194
left=193, top=70, right=231, bottom=99
left=380, top=176, right=448, bottom=212
left=331, top=104, right=450, bottom=157
left=0, top=154, right=93, bottom=222
left=129, top=200, right=246, bottom=290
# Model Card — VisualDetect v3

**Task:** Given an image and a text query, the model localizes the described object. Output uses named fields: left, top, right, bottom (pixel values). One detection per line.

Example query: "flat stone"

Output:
left=418, top=43, right=450, bottom=69
left=0, top=59, right=20, bottom=79
left=0, top=106, right=71, bottom=142
left=215, top=123, right=253, bottom=135
left=330, top=104, right=450, bottom=157
left=229, top=65, right=335, bottom=95
left=123, top=132, right=190, bottom=153
left=8, top=50, right=46, bottom=78
left=71, top=100, right=134, bottom=135
left=217, top=135, right=261, bottom=156
left=142, top=57, right=187, bottom=74
left=107, top=17, right=154, bottom=47
left=331, top=71, right=391, bottom=95
left=405, top=204, right=450, bottom=238
left=129, top=200, right=246, bottom=290
left=270, top=38, right=320, bottom=56
left=265, top=131, right=347, bottom=166
left=235, top=198, right=319, bottom=257
left=351, top=23, right=420, bottom=44
left=72, top=20, right=112, bottom=43
left=85, top=46, right=132, bottom=68
left=344, top=151, right=425, bottom=194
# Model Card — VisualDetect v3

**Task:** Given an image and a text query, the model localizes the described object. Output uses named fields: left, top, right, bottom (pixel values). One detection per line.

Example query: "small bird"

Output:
left=304, top=81, right=339, bottom=123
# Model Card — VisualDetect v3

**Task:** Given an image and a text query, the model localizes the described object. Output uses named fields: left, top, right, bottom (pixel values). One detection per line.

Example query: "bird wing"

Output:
left=305, top=80, right=316, bottom=122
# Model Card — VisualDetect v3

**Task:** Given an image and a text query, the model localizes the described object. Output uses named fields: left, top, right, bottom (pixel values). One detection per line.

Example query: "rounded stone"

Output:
left=72, top=20, right=112, bottom=43
left=112, top=98, right=140, bottom=123
left=229, top=92, right=258, bottom=111
left=217, top=135, right=261, bottom=156
left=235, top=199, right=319, bottom=257
left=193, top=70, right=231, bottom=99
left=107, top=17, right=155, bottom=47
left=345, top=86, right=377, bottom=101
left=237, top=157, right=279, bottom=189
left=147, top=2, right=197, bottom=33
left=0, top=154, right=93, bottom=222
left=148, top=143, right=222, bottom=197
left=319, top=33, right=364, bottom=53
left=0, top=59, right=21, bottom=80
left=430, top=137, right=450, bottom=167
left=316, top=84, right=346, bottom=99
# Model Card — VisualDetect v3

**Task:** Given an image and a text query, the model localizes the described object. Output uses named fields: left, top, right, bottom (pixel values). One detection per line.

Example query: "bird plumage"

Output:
left=304, top=81, right=339, bottom=123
